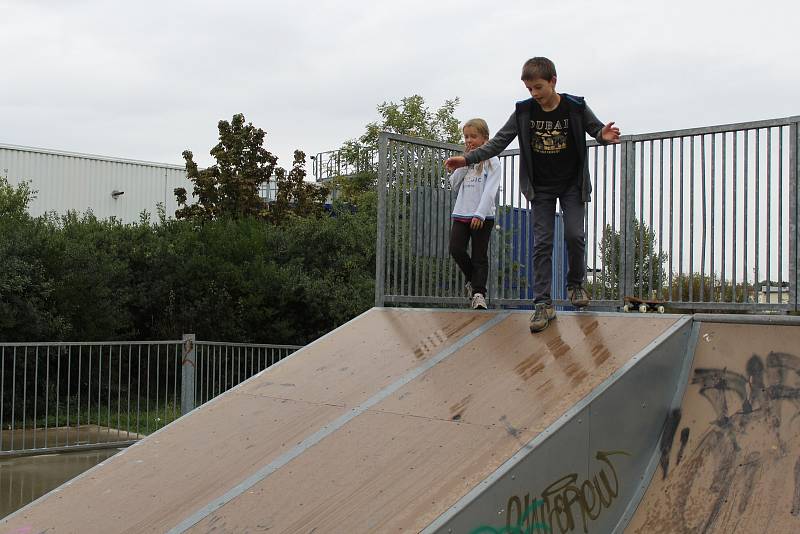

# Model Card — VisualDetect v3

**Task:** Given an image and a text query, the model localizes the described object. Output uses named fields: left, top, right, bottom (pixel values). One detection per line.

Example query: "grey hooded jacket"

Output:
left=464, top=94, right=610, bottom=202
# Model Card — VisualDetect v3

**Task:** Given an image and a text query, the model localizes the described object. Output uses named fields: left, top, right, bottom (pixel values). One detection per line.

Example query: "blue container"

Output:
left=496, top=207, right=567, bottom=307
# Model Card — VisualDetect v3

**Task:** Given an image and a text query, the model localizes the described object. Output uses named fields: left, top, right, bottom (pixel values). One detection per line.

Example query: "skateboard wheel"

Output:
left=657, top=305, right=665, bottom=314
left=622, top=304, right=631, bottom=312
left=638, top=304, right=648, bottom=313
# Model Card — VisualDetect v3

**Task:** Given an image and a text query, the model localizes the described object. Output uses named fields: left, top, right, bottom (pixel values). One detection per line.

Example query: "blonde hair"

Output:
left=463, top=118, right=492, bottom=173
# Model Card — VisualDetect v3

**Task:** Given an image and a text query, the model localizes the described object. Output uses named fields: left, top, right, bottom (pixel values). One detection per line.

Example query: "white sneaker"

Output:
left=471, top=293, right=487, bottom=310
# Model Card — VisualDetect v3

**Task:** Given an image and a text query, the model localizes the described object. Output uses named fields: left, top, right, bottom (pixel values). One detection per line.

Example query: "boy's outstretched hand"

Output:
left=445, top=156, right=467, bottom=172
left=601, top=122, right=621, bottom=144
left=470, top=217, right=483, bottom=230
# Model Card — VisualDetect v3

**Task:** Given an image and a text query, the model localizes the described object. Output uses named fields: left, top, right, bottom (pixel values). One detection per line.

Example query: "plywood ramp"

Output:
left=626, top=321, right=800, bottom=533
left=0, top=309, right=678, bottom=533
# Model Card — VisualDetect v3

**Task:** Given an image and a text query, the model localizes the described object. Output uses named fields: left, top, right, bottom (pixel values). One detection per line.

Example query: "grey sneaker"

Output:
left=568, top=285, right=590, bottom=308
left=471, top=293, right=487, bottom=310
left=465, top=282, right=474, bottom=300
left=530, top=302, right=556, bottom=333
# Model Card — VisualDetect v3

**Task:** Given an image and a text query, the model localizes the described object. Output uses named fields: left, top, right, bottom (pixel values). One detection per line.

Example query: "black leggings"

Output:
left=449, top=220, right=493, bottom=296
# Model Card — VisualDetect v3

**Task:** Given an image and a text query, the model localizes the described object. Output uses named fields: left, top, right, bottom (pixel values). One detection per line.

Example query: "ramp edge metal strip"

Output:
left=166, top=311, right=511, bottom=534
left=692, top=313, right=800, bottom=326
left=421, top=314, right=693, bottom=533
left=611, top=319, right=700, bottom=534
left=0, top=440, right=138, bottom=460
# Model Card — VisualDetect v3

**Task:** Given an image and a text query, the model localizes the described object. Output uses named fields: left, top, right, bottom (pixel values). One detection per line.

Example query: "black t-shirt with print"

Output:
left=529, top=97, right=580, bottom=194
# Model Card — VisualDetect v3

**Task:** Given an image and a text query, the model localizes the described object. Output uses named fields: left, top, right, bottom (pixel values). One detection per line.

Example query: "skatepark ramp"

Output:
left=2, top=308, right=799, bottom=533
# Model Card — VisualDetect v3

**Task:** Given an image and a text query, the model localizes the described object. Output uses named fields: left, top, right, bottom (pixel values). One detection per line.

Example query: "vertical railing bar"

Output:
left=669, top=138, right=674, bottom=301
left=689, top=136, right=695, bottom=302
left=96, top=345, right=103, bottom=444
left=593, top=148, right=599, bottom=300
left=106, top=345, right=112, bottom=439
left=789, top=123, right=797, bottom=309
left=32, top=346, right=38, bottom=449
left=733, top=131, right=739, bottom=303
left=679, top=137, right=684, bottom=302
left=602, top=146, right=608, bottom=300
left=755, top=129, right=761, bottom=308
left=411, top=145, right=420, bottom=300
left=722, top=133, right=727, bottom=302
left=45, top=345, right=50, bottom=449
left=659, top=139, right=665, bottom=298
left=64, top=345, right=70, bottom=446
left=205, top=344, right=211, bottom=405
left=426, top=145, right=435, bottom=300
left=379, top=136, right=390, bottom=304
left=400, top=143, right=408, bottom=297
left=745, top=130, right=751, bottom=308
left=87, top=346, right=94, bottom=444
left=767, top=128, right=772, bottom=304
left=10, top=347, right=16, bottom=451
left=612, top=144, right=618, bottom=299
left=145, top=344, right=151, bottom=436
left=422, top=150, right=431, bottom=303
left=136, top=345, right=141, bottom=436
left=224, top=345, right=229, bottom=394
left=435, top=148, right=443, bottom=300
left=250, top=343, right=255, bottom=378
left=711, top=134, right=717, bottom=301
left=638, top=141, right=645, bottom=298
left=779, top=127, right=784, bottom=303
left=127, top=345, right=132, bottom=440
left=77, top=346, right=82, bottom=439
left=649, top=140, right=655, bottom=297
left=155, top=345, right=161, bottom=432
left=494, top=155, right=503, bottom=304
left=164, top=344, right=170, bottom=427
left=0, top=347, right=4, bottom=452
left=213, top=346, right=218, bottom=398
left=392, top=141, right=401, bottom=297
left=701, top=135, right=708, bottom=302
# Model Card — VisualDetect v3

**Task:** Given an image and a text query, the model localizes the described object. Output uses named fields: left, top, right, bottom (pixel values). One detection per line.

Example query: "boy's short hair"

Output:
left=521, top=57, right=557, bottom=82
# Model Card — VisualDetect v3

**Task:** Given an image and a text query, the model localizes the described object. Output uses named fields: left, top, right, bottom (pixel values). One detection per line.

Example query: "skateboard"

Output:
left=622, top=296, right=665, bottom=314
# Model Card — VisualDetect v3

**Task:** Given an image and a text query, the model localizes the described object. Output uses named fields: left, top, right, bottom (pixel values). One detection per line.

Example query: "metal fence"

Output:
left=312, top=148, right=376, bottom=183
left=0, top=338, right=300, bottom=457
left=375, top=115, right=800, bottom=313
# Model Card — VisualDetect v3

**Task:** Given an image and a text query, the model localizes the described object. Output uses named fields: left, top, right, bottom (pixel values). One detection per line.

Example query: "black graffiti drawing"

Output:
left=656, top=351, right=800, bottom=532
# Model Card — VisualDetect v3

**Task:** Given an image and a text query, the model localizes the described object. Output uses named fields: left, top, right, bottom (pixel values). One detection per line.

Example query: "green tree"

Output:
left=360, top=94, right=462, bottom=148
left=330, top=95, right=462, bottom=203
left=0, top=177, right=69, bottom=340
left=268, top=150, right=329, bottom=223
left=174, top=113, right=278, bottom=221
left=591, top=219, right=669, bottom=300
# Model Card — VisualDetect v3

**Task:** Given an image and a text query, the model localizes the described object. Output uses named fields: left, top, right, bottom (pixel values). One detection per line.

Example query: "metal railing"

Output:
left=312, top=148, right=376, bottom=183
left=375, top=114, right=800, bottom=312
left=0, top=338, right=300, bottom=456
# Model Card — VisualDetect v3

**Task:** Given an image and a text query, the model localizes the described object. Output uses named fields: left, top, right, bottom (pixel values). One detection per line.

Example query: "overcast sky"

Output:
left=1, top=0, right=798, bottom=172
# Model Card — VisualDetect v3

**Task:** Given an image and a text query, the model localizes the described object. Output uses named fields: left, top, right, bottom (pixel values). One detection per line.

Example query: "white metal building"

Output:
left=1, top=143, right=190, bottom=222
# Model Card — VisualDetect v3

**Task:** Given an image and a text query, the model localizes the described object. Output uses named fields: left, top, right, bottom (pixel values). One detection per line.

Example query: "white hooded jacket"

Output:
left=448, top=156, right=502, bottom=221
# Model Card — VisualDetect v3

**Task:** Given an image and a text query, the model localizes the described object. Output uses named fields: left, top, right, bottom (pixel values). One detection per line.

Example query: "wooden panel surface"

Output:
left=190, top=313, right=677, bottom=533
left=627, top=322, right=800, bottom=533
left=1, top=309, right=490, bottom=533
left=0, top=310, right=680, bottom=533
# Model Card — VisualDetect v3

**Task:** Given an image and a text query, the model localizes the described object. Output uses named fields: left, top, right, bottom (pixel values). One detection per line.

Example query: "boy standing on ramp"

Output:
left=445, top=57, right=620, bottom=333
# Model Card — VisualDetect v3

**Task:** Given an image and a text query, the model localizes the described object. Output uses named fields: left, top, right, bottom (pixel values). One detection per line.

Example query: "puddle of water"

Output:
left=0, top=426, right=137, bottom=519
left=1, top=448, right=121, bottom=519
